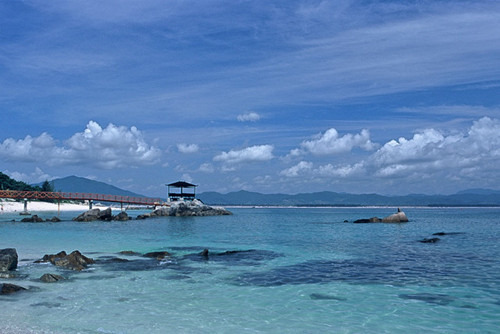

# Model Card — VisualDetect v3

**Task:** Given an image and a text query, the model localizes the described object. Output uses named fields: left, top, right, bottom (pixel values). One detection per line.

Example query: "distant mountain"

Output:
left=40, top=176, right=149, bottom=198
left=199, top=189, right=500, bottom=206
left=455, top=188, right=500, bottom=195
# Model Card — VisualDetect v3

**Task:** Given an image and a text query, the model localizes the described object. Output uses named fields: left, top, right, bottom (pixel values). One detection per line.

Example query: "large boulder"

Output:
left=381, top=209, right=409, bottom=223
left=73, top=208, right=113, bottom=222
left=0, top=248, right=18, bottom=271
left=35, top=251, right=67, bottom=264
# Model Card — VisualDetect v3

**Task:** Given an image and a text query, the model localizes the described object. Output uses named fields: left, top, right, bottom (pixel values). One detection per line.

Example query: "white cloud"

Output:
left=237, top=112, right=261, bottom=122
left=198, top=163, right=215, bottom=173
left=177, top=143, right=199, bottom=154
left=0, top=121, right=161, bottom=169
left=298, top=128, right=378, bottom=155
left=213, top=145, right=274, bottom=164
left=3, top=167, right=51, bottom=184
left=280, top=161, right=313, bottom=177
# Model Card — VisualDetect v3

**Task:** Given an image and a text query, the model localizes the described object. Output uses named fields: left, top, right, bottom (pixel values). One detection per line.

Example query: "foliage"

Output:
left=0, top=172, right=42, bottom=191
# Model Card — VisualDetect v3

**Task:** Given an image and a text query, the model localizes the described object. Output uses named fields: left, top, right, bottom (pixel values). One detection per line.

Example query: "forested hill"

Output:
left=0, top=172, right=41, bottom=191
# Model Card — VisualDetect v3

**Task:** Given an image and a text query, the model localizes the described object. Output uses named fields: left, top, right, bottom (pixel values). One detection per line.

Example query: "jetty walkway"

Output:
left=0, top=190, right=163, bottom=213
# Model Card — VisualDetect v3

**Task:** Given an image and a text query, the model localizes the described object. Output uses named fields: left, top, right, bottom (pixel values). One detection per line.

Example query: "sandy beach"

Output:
left=0, top=199, right=108, bottom=213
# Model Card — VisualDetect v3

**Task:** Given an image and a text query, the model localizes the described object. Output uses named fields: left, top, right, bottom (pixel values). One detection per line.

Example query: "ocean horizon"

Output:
left=1, top=207, right=499, bottom=333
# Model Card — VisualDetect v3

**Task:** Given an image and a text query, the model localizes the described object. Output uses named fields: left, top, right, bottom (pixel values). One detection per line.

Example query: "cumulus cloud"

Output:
left=297, top=128, right=378, bottom=155
left=237, top=112, right=261, bottom=122
left=280, top=161, right=313, bottom=177
left=177, top=143, right=199, bottom=154
left=279, top=117, right=500, bottom=192
left=3, top=167, right=51, bottom=184
left=213, top=145, right=274, bottom=164
left=0, top=121, right=161, bottom=169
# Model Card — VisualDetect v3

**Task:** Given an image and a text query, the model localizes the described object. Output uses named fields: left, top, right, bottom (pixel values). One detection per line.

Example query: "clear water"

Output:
left=1, top=207, right=499, bottom=333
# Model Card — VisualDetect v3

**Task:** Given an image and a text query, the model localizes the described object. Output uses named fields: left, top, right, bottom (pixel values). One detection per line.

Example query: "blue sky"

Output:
left=2, top=0, right=500, bottom=197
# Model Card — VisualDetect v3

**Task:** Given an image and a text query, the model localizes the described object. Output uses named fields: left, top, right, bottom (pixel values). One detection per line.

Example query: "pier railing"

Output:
left=0, top=190, right=163, bottom=206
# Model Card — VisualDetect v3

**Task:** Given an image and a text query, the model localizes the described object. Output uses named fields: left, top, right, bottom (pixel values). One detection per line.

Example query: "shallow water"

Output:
left=1, top=207, right=499, bottom=333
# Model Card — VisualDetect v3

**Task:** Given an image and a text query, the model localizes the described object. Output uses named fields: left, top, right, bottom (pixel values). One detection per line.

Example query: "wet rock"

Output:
left=0, top=283, right=26, bottom=294
left=143, top=251, right=171, bottom=260
left=310, top=293, right=347, bottom=301
left=47, top=216, right=61, bottom=222
left=20, top=215, right=44, bottom=222
left=419, top=237, right=441, bottom=243
left=113, top=211, right=130, bottom=221
left=0, top=248, right=18, bottom=271
left=35, top=251, right=67, bottom=264
left=432, top=232, right=464, bottom=236
left=40, top=273, right=65, bottom=283
left=73, top=208, right=113, bottom=222
left=51, top=250, right=95, bottom=271
left=119, top=250, right=140, bottom=256
left=353, top=217, right=381, bottom=223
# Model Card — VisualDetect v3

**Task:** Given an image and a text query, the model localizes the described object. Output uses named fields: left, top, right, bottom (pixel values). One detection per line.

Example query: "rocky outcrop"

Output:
left=20, top=215, right=44, bottom=222
left=139, top=200, right=232, bottom=219
left=353, top=209, right=408, bottom=223
left=0, top=248, right=18, bottom=271
left=36, top=250, right=94, bottom=271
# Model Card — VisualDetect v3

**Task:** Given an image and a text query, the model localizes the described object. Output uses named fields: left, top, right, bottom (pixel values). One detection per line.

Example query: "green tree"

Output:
left=41, top=180, right=54, bottom=192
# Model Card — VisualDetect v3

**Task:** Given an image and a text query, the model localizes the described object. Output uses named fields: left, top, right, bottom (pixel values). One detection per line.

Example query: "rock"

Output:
left=40, top=273, right=65, bottom=283
left=119, top=250, right=140, bottom=256
left=419, top=237, right=441, bottom=243
left=381, top=210, right=409, bottom=223
left=199, top=249, right=209, bottom=258
left=0, top=248, right=18, bottom=271
left=73, top=208, right=101, bottom=221
left=20, top=215, right=44, bottom=222
left=353, top=217, right=381, bottom=224
left=143, top=251, right=171, bottom=260
left=48, top=216, right=61, bottom=222
left=52, top=250, right=95, bottom=271
left=73, top=208, right=114, bottom=221
left=0, top=283, right=26, bottom=294
left=98, top=207, right=113, bottom=221
left=113, top=211, right=130, bottom=221
left=353, top=209, right=408, bottom=224
left=35, top=251, right=68, bottom=264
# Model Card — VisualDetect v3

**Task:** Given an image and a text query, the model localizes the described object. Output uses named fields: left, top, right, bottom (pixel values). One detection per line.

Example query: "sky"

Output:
left=1, top=0, right=500, bottom=197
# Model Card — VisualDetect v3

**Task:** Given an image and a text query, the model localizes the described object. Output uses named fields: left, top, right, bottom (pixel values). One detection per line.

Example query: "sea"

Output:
left=1, top=207, right=499, bottom=333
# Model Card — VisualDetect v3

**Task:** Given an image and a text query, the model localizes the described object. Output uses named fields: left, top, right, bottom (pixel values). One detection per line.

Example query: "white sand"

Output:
left=0, top=199, right=108, bottom=213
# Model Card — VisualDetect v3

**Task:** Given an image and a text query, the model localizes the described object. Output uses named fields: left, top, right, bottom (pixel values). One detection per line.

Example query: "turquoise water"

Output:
left=1, top=207, right=499, bottom=333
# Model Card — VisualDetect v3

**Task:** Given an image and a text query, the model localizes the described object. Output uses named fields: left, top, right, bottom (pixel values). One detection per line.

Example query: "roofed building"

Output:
left=167, top=181, right=197, bottom=202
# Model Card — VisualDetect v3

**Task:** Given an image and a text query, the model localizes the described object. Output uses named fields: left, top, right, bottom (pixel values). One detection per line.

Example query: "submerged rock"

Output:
left=40, top=273, right=65, bottom=283
left=419, top=237, right=441, bottom=243
left=143, top=251, right=171, bottom=260
left=0, top=283, right=26, bottom=295
left=0, top=248, right=18, bottom=271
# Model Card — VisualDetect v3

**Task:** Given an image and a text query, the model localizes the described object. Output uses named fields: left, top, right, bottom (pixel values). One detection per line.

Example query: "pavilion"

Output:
left=166, top=181, right=197, bottom=202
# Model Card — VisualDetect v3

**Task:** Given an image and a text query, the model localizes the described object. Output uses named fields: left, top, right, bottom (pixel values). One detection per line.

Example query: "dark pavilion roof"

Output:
left=167, top=181, right=197, bottom=188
